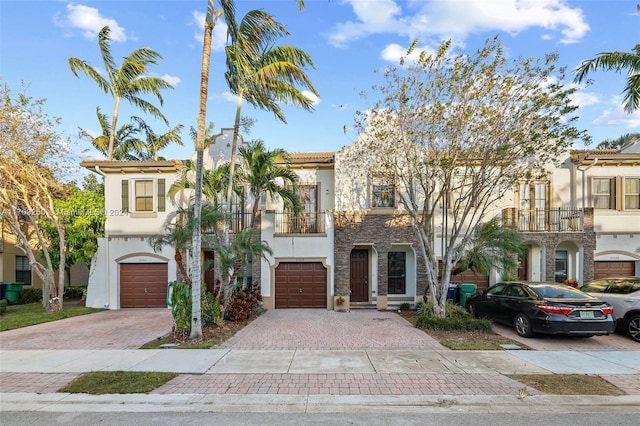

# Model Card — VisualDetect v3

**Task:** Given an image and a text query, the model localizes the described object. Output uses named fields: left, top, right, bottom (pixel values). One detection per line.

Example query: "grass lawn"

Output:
left=0, top=302, right=102, bottom=331
left=60, top=371, right=177, bottom=394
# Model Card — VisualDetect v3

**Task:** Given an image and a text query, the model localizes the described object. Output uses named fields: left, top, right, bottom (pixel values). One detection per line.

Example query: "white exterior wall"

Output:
left=261, top=167, right=335, bottom=305
left=85, top=163, right=182, bottom=309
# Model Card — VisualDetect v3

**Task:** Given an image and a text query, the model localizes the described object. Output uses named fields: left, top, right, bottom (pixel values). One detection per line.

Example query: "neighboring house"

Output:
left=81, top=129, right=640, bottom=311
left=0, top=224, right=42, bottom=288
left=81, top=159, right=184, bottom=309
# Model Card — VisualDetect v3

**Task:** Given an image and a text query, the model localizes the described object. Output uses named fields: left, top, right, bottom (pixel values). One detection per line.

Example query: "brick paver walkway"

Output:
left=152, top=372, right=540, bottom=396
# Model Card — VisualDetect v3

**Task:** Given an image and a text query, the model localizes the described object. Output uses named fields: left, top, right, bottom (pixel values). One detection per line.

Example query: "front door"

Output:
left=350, top=249, right=369, bottom=302
left=204, top=251, right=216, bottom=295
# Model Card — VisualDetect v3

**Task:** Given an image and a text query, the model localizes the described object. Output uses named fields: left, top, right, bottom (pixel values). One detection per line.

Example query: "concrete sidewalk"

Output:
left=1, top=348, right=639, bottom=395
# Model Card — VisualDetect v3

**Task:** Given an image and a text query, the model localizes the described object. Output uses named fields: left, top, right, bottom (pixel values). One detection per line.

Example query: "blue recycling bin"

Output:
left=446, top=284, right=459, bottom=304
left=0, top=282, right=8, bottom=300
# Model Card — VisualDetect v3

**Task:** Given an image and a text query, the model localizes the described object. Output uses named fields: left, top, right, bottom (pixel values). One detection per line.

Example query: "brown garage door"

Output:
left=594, top=261, right=635, bottom=280
left=275, top=262, right=326, bottom=308
left=120, top=263, right=168, bottom=308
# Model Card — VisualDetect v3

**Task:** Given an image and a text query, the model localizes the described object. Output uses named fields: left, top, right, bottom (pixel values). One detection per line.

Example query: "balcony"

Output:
left=502, top=208, right=587, bottom=232
left=196, top=211, right=252, bottom=235
left=274, top=212, right=326, bottom=235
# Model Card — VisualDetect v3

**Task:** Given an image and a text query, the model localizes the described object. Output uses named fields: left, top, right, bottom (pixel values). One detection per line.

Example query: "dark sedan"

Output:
left=466, top=281, right=616, bottom=338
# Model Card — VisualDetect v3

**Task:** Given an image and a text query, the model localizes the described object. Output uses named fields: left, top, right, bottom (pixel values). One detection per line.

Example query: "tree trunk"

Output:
left=189, top=0, right=218, bottom=340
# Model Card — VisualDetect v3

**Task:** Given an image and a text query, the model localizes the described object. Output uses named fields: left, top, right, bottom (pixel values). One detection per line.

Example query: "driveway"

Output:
left=0, top=308, right=173, bottom=350
left=491, top=323, right=639, bottom=351
left=220, top=309, right=444, bottom=350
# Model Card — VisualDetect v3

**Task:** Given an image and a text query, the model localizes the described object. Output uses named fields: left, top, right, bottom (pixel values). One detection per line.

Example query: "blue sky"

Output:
left=1, top=0, right=639, bottom=165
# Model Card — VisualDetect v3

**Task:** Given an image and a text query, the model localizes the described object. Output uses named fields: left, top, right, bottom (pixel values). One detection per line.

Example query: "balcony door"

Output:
left=520, top=182, right=548, bottom=231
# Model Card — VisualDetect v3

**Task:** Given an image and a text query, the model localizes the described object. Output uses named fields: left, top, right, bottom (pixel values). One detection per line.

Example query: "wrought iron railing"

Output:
left=274, top=212, right=325, bottom=234
left=196, top=211, right=252, bottom=235
left=503, top=208, right=584, bottom=232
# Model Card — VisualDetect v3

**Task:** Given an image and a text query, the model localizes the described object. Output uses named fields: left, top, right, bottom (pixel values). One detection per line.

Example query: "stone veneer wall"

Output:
left=515, top=207, right=596, bottom=284
left=333, top=211, right=428, bottom=298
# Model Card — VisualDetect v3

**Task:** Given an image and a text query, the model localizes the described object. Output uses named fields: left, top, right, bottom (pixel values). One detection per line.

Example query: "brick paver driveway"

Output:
left=221, top=309, right=446, bottom=350
left=0, top=308, right=173, bottom=350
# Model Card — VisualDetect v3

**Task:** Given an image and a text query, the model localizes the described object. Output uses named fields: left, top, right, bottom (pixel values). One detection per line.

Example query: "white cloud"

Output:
left=192, top=10, right=228, bottom=51
left=162, top=74, right=181, bottom=86
left=570, top=91, right=599, bottom=108
left=380, top=43, right=436, bottom=64
left=302, top=90, right=320, bottom=106
left=593, top=104, right=640, bottom=128
left=54, top=3, right=126, bottom=41
left=329, top=0, right=589, bottom=48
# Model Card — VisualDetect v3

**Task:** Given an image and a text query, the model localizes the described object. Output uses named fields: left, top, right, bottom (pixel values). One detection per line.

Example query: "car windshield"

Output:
left=532, top=285, right=591, bottom=299
left=580, top=280, right=608, bottom=293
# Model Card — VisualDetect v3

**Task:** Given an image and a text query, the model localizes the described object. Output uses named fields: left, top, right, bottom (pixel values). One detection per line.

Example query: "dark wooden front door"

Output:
left=350, top=249, right=369, bottom=302
left=204, top=251, right=216, bottom=294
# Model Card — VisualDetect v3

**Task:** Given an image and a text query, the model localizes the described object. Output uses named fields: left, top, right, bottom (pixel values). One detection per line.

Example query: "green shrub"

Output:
left=64, top=286, right=87, bottom=299
left=414, top=300, right=492, bottom=332
left=201, top=292, right=224, bottom=327
left=19, top=288, right=42, bottom=304
left=398, top=302, right=411, bottom=311
left=415, top=315, right=492, bottom=332
left=0, top=299, right=7, bottom=314
left=170, top=281, right=191, bottom=340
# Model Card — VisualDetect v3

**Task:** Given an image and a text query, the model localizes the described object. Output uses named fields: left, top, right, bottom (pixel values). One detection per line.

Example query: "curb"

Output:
left=2, top=393, right=640, bottom=414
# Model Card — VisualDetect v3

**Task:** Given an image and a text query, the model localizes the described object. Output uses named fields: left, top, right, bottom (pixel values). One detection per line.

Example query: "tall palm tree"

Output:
left=69, top=26, right=174, bottom=160
left=186, top=0, right=305, bottom=340
left=223, top=9, right=319, bottom=222
left=78, top=107, right=146, bottom=160
left=574, top=42, right=640, bottom=113
left=237, top=139, right=301, bottom=228
left=132, top=117, right=184, bottom=161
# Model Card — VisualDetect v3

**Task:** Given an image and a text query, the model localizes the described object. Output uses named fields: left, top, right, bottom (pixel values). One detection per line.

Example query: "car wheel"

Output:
left=626, top=315, right=640, bottom=343
left=514, top=313, right=534, bottom=338
left=468, top=302, right=479, bottom=319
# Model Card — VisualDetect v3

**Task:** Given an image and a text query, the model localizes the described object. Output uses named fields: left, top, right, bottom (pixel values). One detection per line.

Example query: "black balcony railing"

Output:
left=200, top=210, right=252, bottom=235
left=274, top=211, right=325, bottom=234
left=503, top=208, right=584, bottom=232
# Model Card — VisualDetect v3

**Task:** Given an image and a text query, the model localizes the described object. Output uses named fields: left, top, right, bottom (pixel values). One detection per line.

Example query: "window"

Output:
left=15, top=255, right=32, bottom=285
left=286, top=184, right=319, bottom=233
left=135, top=180, right=154, bottom=211
left=592, top=178, right=614, bottom=209
left=487, top=284, right=506, bottom=296
left=624, top=178, right=640, bottom=209
left=387, top=252, right=406, bottom=294
left=519, top=181, right=548, bottom=230
left=555, top=250, right=567, bottom=283
left=371, top=172, right=396, bottom=208
left=121, top=179, right=166, bottom=213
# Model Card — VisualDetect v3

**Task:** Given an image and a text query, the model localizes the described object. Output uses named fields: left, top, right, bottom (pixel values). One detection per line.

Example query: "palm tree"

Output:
left=451, top=217, right=525, bottom=277
left=168, top=159, right=239, bottom=206
left=78, top=107, right=146, bottom=160
left=132, top=117, right=184, bottom=161
left=223, top=9, right=319, bottom=222
left=69, top=26, right=174, bottom=160
left=186, top=0, right=305, bottom=340
left=150, top=203, right=227, bottom=286
left=574, top=42, right=640, bottom=113
left=237, top=139, right=301, bottom=228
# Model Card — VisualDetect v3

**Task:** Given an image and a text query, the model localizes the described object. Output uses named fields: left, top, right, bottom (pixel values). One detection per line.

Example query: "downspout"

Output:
left=94, top=166, right=110, bottom=308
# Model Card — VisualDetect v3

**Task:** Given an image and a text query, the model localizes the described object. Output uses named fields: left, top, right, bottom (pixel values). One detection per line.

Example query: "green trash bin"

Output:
left=5, top=282, right=25, bottom=305
left=0, top=282, right=8, bottom=300
left=458, top=283, right=477, bottom=308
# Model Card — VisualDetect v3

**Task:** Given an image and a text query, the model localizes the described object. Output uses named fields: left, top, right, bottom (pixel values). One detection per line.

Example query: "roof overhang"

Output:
left=80, top=160, right=184, bottom=174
